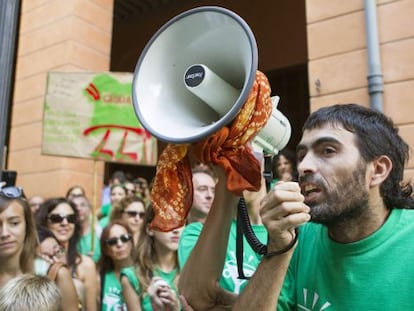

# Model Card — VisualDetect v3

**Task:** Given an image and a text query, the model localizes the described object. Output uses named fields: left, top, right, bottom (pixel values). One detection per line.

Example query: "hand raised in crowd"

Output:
left=148, top=277, right=180, bottom=311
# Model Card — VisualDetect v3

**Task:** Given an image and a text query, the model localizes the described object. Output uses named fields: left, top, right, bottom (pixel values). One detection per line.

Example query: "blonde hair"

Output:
left=0, top=274, right=61, bottom=311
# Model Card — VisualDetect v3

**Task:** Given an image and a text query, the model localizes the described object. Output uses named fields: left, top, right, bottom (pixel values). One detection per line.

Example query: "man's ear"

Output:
left=369, top=155, right=392, bottom=187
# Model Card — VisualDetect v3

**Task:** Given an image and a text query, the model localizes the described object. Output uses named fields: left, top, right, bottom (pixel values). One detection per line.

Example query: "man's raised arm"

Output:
left=178, top=167, right=239, bottom=310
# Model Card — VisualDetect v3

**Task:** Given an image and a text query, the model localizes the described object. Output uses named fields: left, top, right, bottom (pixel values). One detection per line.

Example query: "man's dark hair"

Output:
left=302, top=103, right=414, bottom=209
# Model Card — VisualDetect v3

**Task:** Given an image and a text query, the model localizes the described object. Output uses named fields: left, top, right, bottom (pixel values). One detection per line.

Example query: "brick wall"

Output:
left=307, top=0, right=414, bottom=181
left=9, top=0, right=114, bottom=205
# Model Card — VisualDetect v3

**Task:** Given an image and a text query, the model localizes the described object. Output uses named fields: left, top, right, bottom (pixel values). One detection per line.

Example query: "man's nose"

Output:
left=297, top=153, right=317, bottom=175
left=206, top=189, right=214, bottom=198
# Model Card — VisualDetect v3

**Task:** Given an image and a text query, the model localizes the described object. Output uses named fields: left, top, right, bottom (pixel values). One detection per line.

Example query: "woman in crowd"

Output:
left=98, top=220, right=135, bottom=310
left=36, top=226, right=80, bottom=311
left=99, top=184, right=128, bottom=228
left=36, top=197, right=98, bottom=311
left=0, top=186, right=37, bottom=288
left=134, top=177, right=151, bottom=205
left=110, top=196, right=146, bottom=245
left=70, top=194, right=102, bottom=263
left=270, top=148, right=298, bottom=189
left=28, top=194, right=45, bottom=215
left=121, top=205, right=183, bottom=311
left=65, top=185, right=86, bottom=201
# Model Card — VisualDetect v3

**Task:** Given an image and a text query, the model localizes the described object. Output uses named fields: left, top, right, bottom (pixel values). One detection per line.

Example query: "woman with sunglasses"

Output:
left=36, top=197, right=98, bottom=311
left=120, top=205, right=183, bottom=311
left=98, top=220, right=135, bottom=310
left=0, top=186, right=38, bottom=288
left=110, top=196, right=146, bottom=245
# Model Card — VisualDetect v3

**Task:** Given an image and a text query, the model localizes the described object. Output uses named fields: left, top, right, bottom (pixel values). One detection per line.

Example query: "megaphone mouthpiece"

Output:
left=184, top=64, right=241, bottom=116
left=184, top=65, right=205, bottom=87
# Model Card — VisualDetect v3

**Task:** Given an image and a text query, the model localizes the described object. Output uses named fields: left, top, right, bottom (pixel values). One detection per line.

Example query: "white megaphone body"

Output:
left=132, top=6, right=291, bottom=155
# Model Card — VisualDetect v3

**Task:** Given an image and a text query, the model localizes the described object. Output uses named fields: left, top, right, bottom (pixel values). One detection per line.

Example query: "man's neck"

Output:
left=187, top=210, right=207, bottom=224
left=328, top=198, right=390, bottom=243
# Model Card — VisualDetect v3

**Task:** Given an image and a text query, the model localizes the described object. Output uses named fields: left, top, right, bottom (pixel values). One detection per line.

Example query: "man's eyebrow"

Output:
left=296, top=136, right=342, bottom=154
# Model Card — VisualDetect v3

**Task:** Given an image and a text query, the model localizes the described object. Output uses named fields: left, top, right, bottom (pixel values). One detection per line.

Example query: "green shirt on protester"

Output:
left=121, top=267, right=179, bottom=311
left=178, top=219, right=268, bottom=294
left=278, top=208, right=414, bottom=310
left=101, top=268, right=134, bottom=311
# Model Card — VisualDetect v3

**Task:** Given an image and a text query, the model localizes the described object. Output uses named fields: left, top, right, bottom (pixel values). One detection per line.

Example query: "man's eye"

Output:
left=297, top=152, right=305, bottom=162
left=322, top=147, right=336, bottom=155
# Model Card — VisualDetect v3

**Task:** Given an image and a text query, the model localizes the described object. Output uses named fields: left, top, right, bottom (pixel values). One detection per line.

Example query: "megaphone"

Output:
left=132, top=6, right=291, bottom=155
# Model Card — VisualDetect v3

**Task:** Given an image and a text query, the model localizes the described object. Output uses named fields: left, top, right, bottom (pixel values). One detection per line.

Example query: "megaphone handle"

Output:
left=263, top=155, right=273, bottom=191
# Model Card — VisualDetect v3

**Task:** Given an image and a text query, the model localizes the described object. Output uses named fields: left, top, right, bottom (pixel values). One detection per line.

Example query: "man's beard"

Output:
left=308, top=161, right=370, bottom=227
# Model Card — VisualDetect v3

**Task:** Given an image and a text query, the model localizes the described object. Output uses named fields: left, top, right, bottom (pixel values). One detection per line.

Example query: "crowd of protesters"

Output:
left=0, top=164, right=218, bottom=310
left=2, top=103, right=411, bottom=311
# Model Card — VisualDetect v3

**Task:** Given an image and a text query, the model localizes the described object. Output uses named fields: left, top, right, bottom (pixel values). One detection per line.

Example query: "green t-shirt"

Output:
left=99, top=203, right=112, bottom=229
left=278, top=208, right=414, bottom=310
left=101, top=268, right=133, bottom=311
left=99, top=216, right=110, bottom=229
left=121, top=266, right=179, bottom=311
left=101, top=203, right=112, bottom=217
left=77, top=229, right=101, bottom=262
left=178, top=219, right=267, bottom=294
left=269, top=178, right=280, bottom=190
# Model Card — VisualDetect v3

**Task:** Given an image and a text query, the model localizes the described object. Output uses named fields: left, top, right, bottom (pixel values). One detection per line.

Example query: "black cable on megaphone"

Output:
left=239, top=154, right=273, bottom=255
left=235, top=155, right=272, bottom=279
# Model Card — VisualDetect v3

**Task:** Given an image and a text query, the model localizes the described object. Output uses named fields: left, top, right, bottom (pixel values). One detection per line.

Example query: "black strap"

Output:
left=235, top=154, right=271, bottom=280
left=100, top=269, right=105, bottom=307
left=235, top=154, right=297, bottom=279
left=236, top=204, right=249, bottom=280
left=263, top=155, right=273, bottom=190
left=264, top=228, right=299, bottom=258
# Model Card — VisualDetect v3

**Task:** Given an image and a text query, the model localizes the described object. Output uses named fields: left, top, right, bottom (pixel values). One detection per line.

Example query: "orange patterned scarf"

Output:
left=150, top=71, right=272, bottom=231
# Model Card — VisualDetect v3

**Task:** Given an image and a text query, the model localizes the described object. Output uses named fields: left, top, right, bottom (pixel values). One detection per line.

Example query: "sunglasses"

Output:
left=123, top=210, right=145, bottom=219
left=48, top=213, right=77, bottom=224
left=105, top=234, right=132, bottom=246
left=0, top=186, right=23, bottom=199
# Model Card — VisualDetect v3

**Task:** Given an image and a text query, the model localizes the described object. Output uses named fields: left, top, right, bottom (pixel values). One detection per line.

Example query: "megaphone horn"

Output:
left=132, top=6, right=291, bottom=155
